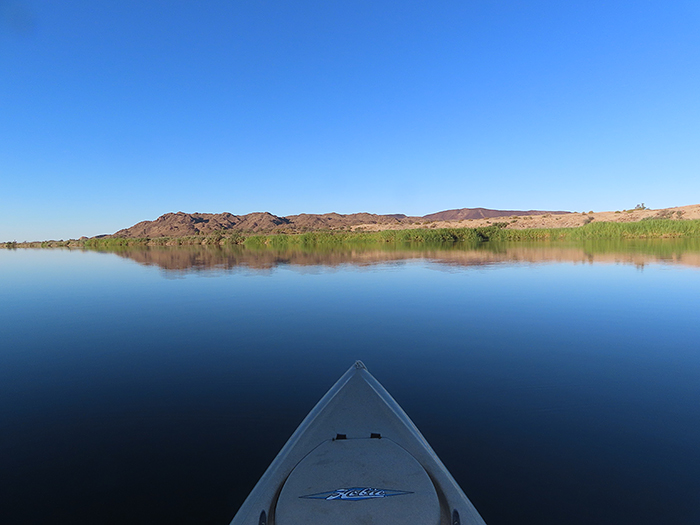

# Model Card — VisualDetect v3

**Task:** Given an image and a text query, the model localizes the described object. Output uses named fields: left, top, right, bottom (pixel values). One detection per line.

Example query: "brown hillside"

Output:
left=112, top=211, right=419, bottom=237
left=113, top=211, right=291, bottom=237
left=108, top=204, right=700, bottom=239
left=423, top=207, right=571, bottom=221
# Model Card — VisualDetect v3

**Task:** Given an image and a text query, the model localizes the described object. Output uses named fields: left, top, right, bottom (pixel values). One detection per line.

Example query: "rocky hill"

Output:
left=113, top=212, right=290, bottom=237
left=111, top=208, right=571, bottom=238
left=113, top=211, right=413, bottom=237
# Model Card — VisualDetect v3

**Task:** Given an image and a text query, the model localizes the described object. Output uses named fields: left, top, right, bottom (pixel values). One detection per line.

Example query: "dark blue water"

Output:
left=1, top=245, right=699, bottom=524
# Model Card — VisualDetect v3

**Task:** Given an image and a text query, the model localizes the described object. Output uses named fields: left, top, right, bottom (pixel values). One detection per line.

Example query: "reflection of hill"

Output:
left=101, top=239, right=700, bottom=273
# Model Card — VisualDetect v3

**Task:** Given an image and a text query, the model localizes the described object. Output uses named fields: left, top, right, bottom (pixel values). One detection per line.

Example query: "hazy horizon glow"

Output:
left=2, top=0, right=699, bottom=241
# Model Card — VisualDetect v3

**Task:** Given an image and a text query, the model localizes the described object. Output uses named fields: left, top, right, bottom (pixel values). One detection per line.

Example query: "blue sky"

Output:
left=1, top=0, right=699, bottom=241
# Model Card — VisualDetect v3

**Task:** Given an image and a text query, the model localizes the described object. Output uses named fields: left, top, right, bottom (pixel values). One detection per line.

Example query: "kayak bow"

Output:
left=230, top=361, right=487, bottom=525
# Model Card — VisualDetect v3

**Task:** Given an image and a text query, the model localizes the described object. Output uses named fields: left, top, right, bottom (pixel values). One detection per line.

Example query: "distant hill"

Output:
left=111, top=208, right=572, bottom=238
left=114, top=212, right=290, bottom=237
left=423, top=207, right=571, bottom=221
left=112, top=211, right=413, bottom=237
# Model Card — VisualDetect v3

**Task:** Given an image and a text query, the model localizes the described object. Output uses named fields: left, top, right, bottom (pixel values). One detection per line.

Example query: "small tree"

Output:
left=634, top=203, right=647, bottom=210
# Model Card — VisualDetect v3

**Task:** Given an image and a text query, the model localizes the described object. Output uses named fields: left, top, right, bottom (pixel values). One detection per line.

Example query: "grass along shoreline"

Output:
left=5, top=219, right=700, bottom=250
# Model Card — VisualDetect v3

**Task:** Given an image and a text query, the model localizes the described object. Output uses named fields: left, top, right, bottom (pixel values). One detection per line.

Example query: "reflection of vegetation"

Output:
left=87, top=237, right=700, bottom=273
left=488, top=238, right=700, bottom=258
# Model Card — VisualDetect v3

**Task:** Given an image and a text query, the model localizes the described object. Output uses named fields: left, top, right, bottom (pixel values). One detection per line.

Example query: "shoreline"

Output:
left=5, top=204, right=700, bottom=248
left=5, top=217, right=700, bottom=249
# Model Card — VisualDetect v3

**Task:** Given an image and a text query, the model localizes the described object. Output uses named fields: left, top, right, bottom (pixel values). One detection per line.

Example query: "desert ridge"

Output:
left=108, top=205, right=700, bottom=238
left=112, top=207, right=572, bottom=238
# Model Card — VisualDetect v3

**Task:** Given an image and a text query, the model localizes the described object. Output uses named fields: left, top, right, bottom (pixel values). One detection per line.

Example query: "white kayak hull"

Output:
left=229, top=361, right=487, bottom=525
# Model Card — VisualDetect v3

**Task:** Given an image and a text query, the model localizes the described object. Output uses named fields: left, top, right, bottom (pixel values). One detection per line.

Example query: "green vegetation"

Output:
left=80, top=232, right=243, bottom=249
left=243, top=227, right=499, bottom=247
left=4, top=219, right=700, bottom=250
left=485, top=220, right=700, bottom=241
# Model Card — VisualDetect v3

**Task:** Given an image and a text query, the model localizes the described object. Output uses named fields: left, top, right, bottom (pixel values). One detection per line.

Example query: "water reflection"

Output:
left=90, top=238, right=700, bottom=272
left=2, top=242, right=699, bottom=525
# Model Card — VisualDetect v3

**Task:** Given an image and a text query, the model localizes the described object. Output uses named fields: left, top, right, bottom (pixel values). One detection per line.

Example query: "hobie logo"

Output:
left=300, top=487, right=412, bottom=501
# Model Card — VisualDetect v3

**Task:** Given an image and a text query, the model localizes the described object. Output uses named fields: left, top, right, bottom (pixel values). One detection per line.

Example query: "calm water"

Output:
left=1, top=242, right=699, bottom=524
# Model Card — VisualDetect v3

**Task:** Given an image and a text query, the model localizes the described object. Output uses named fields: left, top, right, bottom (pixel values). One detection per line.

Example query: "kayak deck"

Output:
left=229, top=361, right=487, bottom=525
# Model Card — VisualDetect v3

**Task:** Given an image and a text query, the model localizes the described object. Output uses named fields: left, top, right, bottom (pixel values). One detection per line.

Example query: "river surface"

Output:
left=1, top=241, right=699, bottom=524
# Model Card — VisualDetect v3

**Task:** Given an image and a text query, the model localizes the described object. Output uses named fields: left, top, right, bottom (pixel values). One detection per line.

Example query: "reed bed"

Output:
left=488, top=219, right=700, bottom=241
left=245, top=220, right=700, bottom=246
left=243, top=227, right=495, bottom=246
